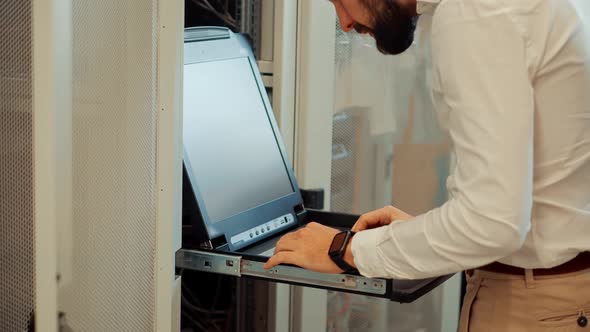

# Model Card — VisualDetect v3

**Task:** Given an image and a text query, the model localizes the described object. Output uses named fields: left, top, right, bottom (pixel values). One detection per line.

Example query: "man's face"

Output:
left=330, top=0, right=417, bottom=55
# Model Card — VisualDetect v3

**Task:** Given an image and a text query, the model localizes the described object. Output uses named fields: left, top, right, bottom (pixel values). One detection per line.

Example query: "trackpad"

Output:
left=259, top=247, right=276, bottom=258
left=242, top=234, right=281, bottom=257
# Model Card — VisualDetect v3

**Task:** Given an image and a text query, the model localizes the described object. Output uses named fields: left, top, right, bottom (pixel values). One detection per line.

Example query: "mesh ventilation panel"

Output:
left=58, top=1, right=159, bottom=330
left=0, top=0, right=35, bottom=331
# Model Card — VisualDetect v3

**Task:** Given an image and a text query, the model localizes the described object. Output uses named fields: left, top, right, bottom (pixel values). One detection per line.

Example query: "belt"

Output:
left=479, top=252, right=590, bottom=276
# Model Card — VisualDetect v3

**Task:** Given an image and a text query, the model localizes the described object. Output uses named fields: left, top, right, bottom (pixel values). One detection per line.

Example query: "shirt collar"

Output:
left=416, top=0, right=440, bottom=15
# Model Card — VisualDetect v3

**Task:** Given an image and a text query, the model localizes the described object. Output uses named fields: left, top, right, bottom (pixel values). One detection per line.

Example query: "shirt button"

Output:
left=578, top=315, right=588, bottom=327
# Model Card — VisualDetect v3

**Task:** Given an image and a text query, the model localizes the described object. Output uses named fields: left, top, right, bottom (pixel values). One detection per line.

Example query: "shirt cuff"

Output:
left=351, top=227, right=387, bottom=278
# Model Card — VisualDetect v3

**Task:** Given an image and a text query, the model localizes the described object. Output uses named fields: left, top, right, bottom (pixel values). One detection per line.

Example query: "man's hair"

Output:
left=357, top=0, right=417, bottom=55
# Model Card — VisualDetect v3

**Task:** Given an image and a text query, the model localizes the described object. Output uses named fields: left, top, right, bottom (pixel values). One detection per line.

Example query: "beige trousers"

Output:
left=459, top=268, right=590, bottom=332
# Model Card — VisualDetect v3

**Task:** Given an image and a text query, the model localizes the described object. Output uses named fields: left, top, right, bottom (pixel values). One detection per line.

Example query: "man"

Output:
left=265, top=0, right=590, bottom=330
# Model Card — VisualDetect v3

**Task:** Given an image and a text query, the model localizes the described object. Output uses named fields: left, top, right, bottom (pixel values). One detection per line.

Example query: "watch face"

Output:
left=329, top=231, right=348, bottom=255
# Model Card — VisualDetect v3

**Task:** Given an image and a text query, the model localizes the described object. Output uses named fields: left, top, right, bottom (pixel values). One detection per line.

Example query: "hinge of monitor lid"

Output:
left=294, top=203, right=307, bottom=224
left=184, top=27, right=231, bottom=43
left=200, top=240, right=213, bottom=250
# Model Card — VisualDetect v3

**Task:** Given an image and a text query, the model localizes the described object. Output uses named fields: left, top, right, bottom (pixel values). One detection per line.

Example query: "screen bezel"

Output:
left=183, top=31, right=304, bottom=251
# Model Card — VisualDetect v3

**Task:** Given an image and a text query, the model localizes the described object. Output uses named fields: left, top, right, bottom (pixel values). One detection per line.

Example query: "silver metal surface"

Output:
left=259, top=0, right=274, bottom=62
left=58, top=1, right=160, bottom=330
left=262, top=74, right=274, bottom=88
left=241, top=260, right=386, bottom=295
left=176, top=249, right=242, bottom=277
left=1, top=0, right=35, bottom=330
left=176, top=249, right=386, bottom=295
left=237, top=0, right=262, bottom=58
left=258, top=60, right=274, bottom=74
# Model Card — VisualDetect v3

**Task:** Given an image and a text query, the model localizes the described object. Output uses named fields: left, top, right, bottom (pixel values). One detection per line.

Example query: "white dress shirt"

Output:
left=351, top=0, right=590, bottom=279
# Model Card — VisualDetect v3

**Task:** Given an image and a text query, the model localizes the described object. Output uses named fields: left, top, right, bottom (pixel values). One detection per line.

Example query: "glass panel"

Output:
left=328, top=18, right=451, bottom=331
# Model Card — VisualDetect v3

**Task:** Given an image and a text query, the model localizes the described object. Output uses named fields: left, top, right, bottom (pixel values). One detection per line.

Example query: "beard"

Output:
left=354, top=2, right=418, bottom=55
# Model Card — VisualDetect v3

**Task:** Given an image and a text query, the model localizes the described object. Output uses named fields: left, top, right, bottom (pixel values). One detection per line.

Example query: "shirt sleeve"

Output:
left=351, top=6, right=535, bottom=279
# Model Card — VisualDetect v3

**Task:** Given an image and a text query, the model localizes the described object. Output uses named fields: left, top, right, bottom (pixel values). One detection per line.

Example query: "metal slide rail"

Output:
left=176, top=249, right=387, bottom=296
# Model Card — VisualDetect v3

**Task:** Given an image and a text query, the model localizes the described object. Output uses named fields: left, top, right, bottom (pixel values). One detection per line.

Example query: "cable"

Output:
left=182, top=292, right=228, bottom=316
left=211, top=275, right=224, bottom=312
left=190, top=0, right=238, bottom=31
left=224, top=278, right=237, bottom=332
left=182, top=310, right=210, bottom=332
left=182, top=296, right=226, bottom=332
left=181, top=282, right=206, bottom=307
left=180, top=273, right=228, bottom=332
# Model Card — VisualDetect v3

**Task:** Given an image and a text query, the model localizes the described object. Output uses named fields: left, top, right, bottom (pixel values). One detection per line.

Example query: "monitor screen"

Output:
left=183, top=57, right=294, bottom=224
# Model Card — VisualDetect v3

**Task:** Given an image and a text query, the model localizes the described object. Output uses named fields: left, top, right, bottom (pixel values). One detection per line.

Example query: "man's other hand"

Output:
left=351, top=205, right=413, bottom=232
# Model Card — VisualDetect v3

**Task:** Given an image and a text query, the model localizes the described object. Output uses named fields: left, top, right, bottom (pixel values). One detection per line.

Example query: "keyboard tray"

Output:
left=177, top=209, right=453, bottom=303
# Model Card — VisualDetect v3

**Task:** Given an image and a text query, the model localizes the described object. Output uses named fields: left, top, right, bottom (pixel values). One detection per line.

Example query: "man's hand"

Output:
left=263, top=222, right=352, bottom=274
left=351, top=205, right=413, bottom=232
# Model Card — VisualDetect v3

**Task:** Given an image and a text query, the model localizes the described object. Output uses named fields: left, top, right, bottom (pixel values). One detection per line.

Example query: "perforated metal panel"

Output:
left=58, top=1, right=159, bottom=330
left=327, top=23, right=450, bottom=332
left=235, top=0, right=263, bottom=58
left=0, top=0, right=36, bottom=331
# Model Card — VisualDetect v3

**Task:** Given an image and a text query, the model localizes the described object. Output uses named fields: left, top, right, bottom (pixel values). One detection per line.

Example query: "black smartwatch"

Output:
left=328, top=230, right=358, bottom=274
